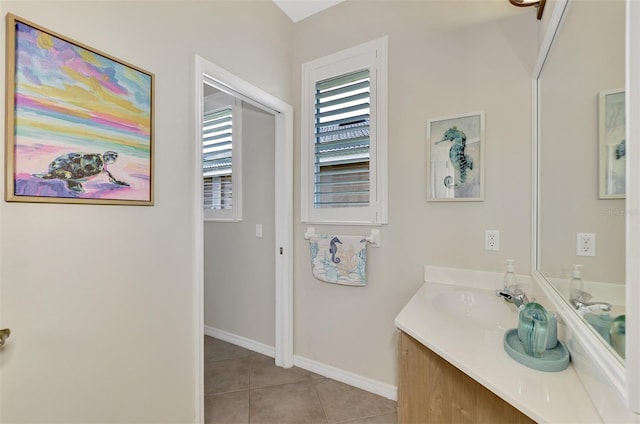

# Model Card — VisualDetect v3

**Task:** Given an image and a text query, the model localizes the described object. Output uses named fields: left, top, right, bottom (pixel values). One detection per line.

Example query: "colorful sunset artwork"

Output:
left=6, top=15, right=153, bottom=204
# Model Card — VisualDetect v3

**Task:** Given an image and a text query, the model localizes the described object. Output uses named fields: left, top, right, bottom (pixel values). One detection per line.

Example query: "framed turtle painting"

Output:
left=426, top=112, right=485, bottom=202
left=598, top=88, right=625, bottom=199
left=4, top=14, right=154, bottom=205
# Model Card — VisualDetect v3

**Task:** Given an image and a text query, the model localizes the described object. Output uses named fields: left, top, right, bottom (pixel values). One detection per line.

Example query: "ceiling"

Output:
left=272, top=0, right=346, bottom=22
left=273, top=0, right=538, bottom=26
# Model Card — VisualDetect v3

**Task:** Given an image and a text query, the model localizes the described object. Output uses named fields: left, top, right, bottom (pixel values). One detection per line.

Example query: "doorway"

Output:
left=193, top=55, right=293, bottom=423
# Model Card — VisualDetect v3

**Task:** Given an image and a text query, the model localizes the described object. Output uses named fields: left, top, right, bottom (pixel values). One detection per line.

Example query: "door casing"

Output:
left=193, top=55, right=294, bottom=423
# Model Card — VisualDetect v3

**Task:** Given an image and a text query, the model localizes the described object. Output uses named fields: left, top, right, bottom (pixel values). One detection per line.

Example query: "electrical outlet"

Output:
left=485, top=230, right=500, bottom=251
left=577, top=233, right=595, bottom=256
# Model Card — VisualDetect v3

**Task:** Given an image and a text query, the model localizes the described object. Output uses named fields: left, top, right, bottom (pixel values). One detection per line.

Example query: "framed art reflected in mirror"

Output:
left=599, top=88, right=625, bottom=199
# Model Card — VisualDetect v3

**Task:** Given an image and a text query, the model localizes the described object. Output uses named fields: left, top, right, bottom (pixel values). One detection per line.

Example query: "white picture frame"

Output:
left=427, top=112, right=485, bottom=202
left=598, top=88, right=625, bottom=199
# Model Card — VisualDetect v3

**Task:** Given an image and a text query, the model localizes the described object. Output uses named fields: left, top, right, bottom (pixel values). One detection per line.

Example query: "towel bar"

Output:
left=303, top=227, right=380, bottom=248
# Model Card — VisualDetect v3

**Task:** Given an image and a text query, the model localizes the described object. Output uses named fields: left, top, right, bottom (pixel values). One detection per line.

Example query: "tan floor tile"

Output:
left=205, top=357, right=250, bottom=396
left=205, top=336, right=251, bottom=362
left=314, top=380, right=397, bottom=424
left=338, top=412, right=397, bottom=424
left=310, top=371, right=327, bottom=382
left=250, top=352, right=311, bottom=388
left=205, top=391, right=249, bottom=424
left=250, top=381, right=328, bottom=423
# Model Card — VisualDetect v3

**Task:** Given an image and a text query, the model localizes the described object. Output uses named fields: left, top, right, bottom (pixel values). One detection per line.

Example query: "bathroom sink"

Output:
left=432, top=290, right=514, bottom=329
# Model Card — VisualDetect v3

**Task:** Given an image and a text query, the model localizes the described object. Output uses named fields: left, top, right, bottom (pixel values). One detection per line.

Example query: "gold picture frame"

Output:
left=5, top=14, right=154, bottom=205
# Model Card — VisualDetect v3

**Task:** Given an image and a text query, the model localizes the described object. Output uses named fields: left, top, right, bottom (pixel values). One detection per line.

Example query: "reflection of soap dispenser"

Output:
left=504, top=259, right=517, bottom=288
left=569, top=264, right=587, bottom=307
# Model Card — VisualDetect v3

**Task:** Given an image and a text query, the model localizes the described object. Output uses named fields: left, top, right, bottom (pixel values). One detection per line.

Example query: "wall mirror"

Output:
left=536, top=0, right=626, bottom=363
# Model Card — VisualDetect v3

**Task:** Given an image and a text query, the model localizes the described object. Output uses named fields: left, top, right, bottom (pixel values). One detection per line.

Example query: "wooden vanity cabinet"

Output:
left=398, top=331, right=534, bottom=423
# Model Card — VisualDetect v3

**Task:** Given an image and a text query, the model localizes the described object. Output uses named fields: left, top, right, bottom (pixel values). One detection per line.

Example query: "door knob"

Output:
left=0, top=328, right=11, bottom=347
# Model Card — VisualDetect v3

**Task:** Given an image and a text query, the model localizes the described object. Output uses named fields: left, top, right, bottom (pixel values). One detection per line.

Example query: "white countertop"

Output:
left=395, top=281, right=602, bottom=423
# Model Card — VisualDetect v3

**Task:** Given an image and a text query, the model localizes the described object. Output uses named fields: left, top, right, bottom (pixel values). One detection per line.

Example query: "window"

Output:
left=203, top=107, right=233, bottom=210
left=301, top=37, right=387, bottom=224
left=203, top=91, right=242, bottom=221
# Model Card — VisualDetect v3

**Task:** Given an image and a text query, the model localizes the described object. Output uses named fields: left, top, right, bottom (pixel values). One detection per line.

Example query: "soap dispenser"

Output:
left=569, top=264, right=588, bottom=307
left=504, top=259, right=517, bottom=288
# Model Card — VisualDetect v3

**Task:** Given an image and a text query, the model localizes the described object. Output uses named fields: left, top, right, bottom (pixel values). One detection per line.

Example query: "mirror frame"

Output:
left=625, top=0, right=640, bottom=412
left=532, top=0, right=639, bottom=413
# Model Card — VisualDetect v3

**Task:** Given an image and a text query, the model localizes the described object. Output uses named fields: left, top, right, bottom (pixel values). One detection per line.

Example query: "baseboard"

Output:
left=204, top=325, right=275, bottom=358
left=294, top=355, right=398, bottom=401
left=203, top=326, right=397, bottom=401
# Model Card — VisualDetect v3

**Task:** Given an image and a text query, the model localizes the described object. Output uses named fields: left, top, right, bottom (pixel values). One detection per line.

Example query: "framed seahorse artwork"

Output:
left=5, top=14, right=154, bottom=205
left=426, top=112, right=485, bottom=201
left=598, top=89, right=625, bottom=199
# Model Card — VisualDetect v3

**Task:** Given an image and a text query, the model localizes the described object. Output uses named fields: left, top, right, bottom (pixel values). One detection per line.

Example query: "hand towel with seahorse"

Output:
left=308, top=234, right=367, bottom=286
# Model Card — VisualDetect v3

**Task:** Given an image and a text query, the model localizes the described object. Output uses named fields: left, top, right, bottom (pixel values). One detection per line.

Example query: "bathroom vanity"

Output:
left=395, top=267, right=601, bottom=423
left=398, top=331, right=533, bottom=423
left=396, top=0, right=640, bottom=421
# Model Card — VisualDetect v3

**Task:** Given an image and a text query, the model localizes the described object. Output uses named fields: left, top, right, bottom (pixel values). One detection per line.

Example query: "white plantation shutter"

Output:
left=301, top=37, right=387, bottom=224
left=203, top=107, right=233, bottom=210
left=314, top=70, right=370, bottom=208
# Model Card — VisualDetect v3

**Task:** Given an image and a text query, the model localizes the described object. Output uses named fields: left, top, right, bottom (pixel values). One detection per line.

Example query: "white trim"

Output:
left=274, top=108, right=294, bottom=367
left=293, top=355, right=397, bottom=401
left=626, top=0, right=640, bottom=412
left=193, top=60, right=205, bottom=424
left=531, top=77, right=538, bottom=279
left=204, top=326, right=276, bottom=358
left=301, top=36, right=388, bottom=225
left=194, top=54, right=294, bottom=422
left=532, top=0, right=568, bottom=79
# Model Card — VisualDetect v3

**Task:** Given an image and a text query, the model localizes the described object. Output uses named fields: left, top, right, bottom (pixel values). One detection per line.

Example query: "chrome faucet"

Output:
left=570, top=291, right=612, bottom=314
left=496, top=286, right=529, bottom=309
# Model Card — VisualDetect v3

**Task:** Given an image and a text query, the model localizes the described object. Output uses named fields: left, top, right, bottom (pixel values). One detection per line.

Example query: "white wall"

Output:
left=291, top=0, right=537, bottom=386
left=539, top=0, right=625, bottom=284
left=204, top=102, right=276, bottom=347
left=0, top=1, right=292, bottom=422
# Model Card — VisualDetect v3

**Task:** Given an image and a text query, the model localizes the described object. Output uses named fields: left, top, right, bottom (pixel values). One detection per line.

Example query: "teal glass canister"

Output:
left=517, top=303, right=550, bottom=358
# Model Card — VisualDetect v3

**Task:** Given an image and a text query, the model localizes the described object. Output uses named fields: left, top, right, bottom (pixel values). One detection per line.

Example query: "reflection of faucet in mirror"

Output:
left=571, top=294, right=612, bottom=315
left=569, top=264, right=612, bottom=314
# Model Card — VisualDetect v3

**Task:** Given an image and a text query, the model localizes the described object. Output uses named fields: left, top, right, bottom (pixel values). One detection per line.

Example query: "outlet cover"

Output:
left=577, top=233, right=595, bottom=257
left=485, top=230, right=500, bottom=251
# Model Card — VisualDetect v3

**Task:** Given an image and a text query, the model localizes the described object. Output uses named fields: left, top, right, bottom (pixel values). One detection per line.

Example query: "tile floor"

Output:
left=205, top=336, right=398, bottom=424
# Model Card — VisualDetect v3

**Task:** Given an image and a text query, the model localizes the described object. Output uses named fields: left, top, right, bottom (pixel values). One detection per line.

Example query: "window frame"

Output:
left=301, top=37, right=388, bottom=225
left=203, top=91, right=243, bottom=222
